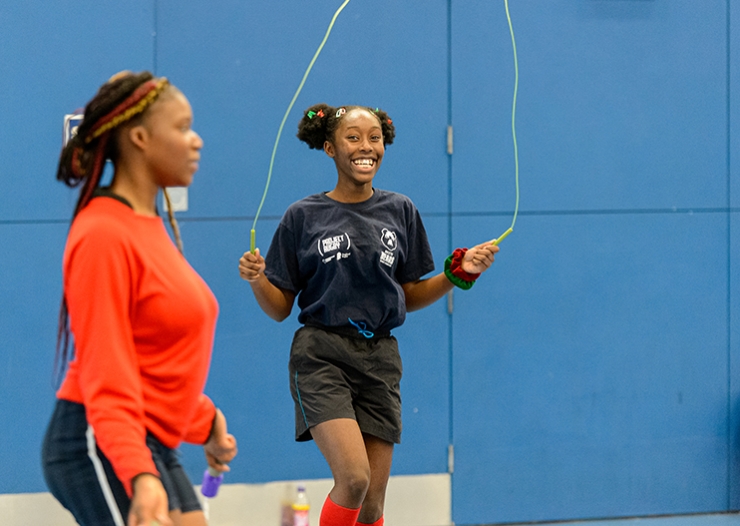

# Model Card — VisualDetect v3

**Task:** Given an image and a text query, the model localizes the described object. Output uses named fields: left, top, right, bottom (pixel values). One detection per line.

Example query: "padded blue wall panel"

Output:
left=451, top=0, right=727, bottom=215
left=155, top=0, right=449, bottom=228
left=730, top=211, right=740, bottom=510
left=451, top=213, right=729, bottom=524
left=0, top=0, right=155, bottom=495
left=727, top=21, right=736, bottom=509
left=0, top=224, right=67, bottom=493
left=732, top=1, right=740, bottom=209
left=0, top=1, right=154, bottom=222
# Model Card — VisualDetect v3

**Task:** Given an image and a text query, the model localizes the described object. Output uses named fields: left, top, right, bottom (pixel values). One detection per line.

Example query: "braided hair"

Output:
left=55, top=71, right=183, bottom=382
left=296, top=103, right=395, bottom=150
left=58, top=71, right=171, bottom=215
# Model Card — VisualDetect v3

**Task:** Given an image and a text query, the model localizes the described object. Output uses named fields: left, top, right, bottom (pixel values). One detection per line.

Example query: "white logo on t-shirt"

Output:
left=379, top=228, right=397, bottom=267
left=381, top=228, right=397, bottom=251
left=318, top=233, right=352, bottom=264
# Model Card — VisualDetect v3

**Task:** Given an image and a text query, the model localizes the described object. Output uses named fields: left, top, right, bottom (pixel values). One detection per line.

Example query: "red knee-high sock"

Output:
left=320, top=495, right=361, bottom=526
left=356, top=517, right=384, bottom=526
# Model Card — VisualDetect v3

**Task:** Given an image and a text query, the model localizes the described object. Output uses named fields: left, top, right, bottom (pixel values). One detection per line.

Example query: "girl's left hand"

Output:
left=204, top=409, right=237, bottom=472
left=461, top=242, right=499, bottom=275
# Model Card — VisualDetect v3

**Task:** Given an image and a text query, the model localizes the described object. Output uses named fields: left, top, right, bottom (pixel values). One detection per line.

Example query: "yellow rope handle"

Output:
left=492, top=227, right=513, bottom=246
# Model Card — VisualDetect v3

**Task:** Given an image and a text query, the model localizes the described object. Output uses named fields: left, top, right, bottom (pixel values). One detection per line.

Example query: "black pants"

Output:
left=41, top=399, right=201, bottom=526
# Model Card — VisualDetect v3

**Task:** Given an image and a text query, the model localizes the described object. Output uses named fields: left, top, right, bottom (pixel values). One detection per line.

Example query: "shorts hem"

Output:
left=295, top=417, right=401, bottom=445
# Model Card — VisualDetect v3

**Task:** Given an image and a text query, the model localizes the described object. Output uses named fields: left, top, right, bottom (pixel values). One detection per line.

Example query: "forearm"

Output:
left=403, top=272, right=454, bottom=312
left=405, top=242, right=497, bottom=310
left=250, top=274, right=294, bottom=321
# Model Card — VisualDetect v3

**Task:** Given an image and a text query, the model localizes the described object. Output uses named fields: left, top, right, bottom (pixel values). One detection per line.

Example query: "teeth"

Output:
left=353, top=159, right=374, bottom=166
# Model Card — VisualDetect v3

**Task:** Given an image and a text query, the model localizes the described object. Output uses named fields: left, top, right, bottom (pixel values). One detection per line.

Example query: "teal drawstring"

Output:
left=348, top=318, right=374, bottom=339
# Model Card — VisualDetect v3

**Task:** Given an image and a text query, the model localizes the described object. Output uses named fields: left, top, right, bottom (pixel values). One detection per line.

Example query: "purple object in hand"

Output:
left=201, top=467, right=223, bottom=498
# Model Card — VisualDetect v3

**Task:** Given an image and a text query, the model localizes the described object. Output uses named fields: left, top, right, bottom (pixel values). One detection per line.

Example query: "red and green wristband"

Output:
left=444, top=248, right=480, bottom=290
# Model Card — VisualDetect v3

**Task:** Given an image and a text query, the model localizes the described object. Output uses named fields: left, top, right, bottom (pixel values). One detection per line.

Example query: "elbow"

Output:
left=405, top=302, right=421, bottom=313
left=269, top=305, right=292, bottom=323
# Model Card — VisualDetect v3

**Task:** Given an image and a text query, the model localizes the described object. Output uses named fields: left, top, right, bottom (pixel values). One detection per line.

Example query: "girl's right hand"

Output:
left=204, top=408, right=238, bottom=470
left=238, top=248, right=266, bottom=283
left=128, top=473, right=171, bottom=526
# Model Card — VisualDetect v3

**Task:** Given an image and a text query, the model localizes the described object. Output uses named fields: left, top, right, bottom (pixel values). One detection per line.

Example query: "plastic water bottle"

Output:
left=292, top=485, right=310, bottom=526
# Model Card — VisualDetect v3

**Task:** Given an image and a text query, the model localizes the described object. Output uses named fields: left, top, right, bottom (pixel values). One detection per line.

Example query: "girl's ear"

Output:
left=324, top=140, right=335, bottom=158
left=128, top=125, right=149, bottom=151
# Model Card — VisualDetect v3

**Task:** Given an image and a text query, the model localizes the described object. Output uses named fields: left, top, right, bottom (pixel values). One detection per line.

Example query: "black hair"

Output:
left=296, top=103, right=396, bottom=150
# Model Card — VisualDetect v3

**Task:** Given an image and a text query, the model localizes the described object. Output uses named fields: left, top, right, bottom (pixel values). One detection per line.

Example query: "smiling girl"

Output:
left=239, top=103, right=498, bottom=526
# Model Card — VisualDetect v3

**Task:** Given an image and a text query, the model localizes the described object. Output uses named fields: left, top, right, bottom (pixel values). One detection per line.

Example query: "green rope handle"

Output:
left=493, top=0, right=520, bottom=246
left=250, top=0, right=352, bottom=253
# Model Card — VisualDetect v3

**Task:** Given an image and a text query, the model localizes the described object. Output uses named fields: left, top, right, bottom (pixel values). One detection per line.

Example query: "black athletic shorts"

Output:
left=42, top=399, right=201, bottom=526
left=289, top=324, right=403, bottom=444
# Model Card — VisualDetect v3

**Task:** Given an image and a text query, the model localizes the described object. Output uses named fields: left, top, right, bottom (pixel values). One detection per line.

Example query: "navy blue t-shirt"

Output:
left=264, top=189, right=435, bottom=333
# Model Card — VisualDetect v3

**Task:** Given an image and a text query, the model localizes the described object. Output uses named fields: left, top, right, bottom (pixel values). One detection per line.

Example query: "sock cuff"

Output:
left=320, top=495, right=361, bottom=525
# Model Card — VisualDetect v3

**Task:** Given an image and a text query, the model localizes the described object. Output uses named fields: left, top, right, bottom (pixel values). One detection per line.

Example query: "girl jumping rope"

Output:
left=239, top=103, right=498, bottom=526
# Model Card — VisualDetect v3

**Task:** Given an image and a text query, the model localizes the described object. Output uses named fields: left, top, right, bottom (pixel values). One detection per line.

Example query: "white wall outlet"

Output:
left=163, top=187, right=188, bottom=212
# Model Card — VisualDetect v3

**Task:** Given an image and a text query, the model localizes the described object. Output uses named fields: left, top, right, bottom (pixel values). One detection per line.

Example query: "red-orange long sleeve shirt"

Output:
left=57, top=195, right=218, bottom=496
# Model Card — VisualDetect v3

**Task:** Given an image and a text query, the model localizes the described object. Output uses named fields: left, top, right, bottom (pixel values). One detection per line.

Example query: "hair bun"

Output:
left=297, top=103, right=333, bottom=150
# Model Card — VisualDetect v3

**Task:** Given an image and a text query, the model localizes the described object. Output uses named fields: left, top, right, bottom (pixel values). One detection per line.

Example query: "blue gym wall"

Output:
left=0, top=1, right=737, bottom=524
